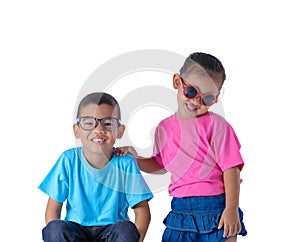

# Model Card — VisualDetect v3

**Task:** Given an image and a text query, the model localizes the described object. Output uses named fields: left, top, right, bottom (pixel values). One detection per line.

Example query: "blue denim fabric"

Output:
left=162, top=194, right=247, bottom=242
left=42, top=220, right=140, bottom=242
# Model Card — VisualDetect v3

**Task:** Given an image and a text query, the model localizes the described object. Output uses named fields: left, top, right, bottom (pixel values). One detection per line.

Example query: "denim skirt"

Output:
left=162, top=194, right=247, bottom=242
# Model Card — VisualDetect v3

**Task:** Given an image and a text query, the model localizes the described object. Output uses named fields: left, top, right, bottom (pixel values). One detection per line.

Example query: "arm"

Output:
left=133, top=200, right=151, bottom=242
left=218, top=166, right=242, bottom=238
left=45, top=197, right=63, bottom=224
left=115, top=146, right=166, bottom=174
left=136, top=157, right=166, bottom=174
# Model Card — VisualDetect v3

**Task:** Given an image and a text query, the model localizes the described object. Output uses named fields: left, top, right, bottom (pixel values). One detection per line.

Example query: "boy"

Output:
left=39, top=92, right=153, bottom=242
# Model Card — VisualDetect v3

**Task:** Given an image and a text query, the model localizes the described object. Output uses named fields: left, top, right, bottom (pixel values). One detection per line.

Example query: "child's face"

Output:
left=173, top=72, right=221, bottom=119
left=73, top=103, right=124, bottom=160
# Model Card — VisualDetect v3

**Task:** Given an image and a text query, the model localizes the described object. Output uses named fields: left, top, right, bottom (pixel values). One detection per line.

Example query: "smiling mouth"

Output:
left=92, top=137, right=106, bottom=144
left=185, top=103, right=198, bottom=112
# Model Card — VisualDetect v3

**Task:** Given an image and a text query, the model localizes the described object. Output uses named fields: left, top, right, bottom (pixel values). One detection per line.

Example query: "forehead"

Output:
left=79, top=103, right=118, bottom=117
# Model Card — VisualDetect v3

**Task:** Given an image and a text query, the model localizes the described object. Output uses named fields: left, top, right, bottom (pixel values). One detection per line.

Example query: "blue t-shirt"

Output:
left=39, top=147, right=153, bottom=226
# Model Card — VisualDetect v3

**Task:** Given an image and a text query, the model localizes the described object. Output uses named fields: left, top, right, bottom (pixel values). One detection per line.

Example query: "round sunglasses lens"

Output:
left=202, top=95, right=216, bottom=105
left=184, top=87, right=198, bottom=98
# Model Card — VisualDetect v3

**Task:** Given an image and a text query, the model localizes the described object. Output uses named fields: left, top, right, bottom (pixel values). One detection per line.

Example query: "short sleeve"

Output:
left=152, top=124, right=166, bottom=168
left=124, top=156, right=153, bottom=208
left=38, top=152, right=70, bottom=203
left=213, top=123, right=244, bottom=172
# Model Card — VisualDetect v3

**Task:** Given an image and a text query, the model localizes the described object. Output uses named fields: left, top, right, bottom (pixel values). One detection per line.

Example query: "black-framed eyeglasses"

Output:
left=180, top=77, right=217, bottom=106
left=76, top=116, right=121, bottom=131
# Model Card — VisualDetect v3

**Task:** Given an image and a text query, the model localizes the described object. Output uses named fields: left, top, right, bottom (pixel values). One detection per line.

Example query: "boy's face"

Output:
left=73, top=103, right=125, bottom=161
left=173, top=72, right=221, bottom=119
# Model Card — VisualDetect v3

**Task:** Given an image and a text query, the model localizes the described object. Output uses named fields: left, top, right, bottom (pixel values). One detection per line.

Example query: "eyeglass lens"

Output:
left=79, top=117, right=119, bottom=131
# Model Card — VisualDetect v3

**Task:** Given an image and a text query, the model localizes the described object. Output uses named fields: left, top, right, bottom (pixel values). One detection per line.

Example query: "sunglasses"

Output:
left=179, top=77, right=217, bottom=106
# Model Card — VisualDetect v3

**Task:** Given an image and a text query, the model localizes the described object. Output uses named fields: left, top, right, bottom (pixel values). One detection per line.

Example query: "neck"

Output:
left=83, top=150, right=114, bottom=169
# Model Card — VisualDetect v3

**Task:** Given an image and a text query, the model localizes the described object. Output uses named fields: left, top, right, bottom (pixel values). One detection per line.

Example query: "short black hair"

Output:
left=180, top=52, right=226, bottom=86
left=76, top=92, right=121, bottom=119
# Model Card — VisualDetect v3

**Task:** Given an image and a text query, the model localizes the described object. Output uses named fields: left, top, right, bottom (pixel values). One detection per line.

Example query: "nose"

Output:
left=93, top=122, right=106, bottom=133
left=189, top=96, right=202, bottom=106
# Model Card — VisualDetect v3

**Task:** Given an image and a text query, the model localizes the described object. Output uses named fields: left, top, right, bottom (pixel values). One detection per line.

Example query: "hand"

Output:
left=218, top=207, right=241, bottom=238
left=114, top=146, right=138, bottom=158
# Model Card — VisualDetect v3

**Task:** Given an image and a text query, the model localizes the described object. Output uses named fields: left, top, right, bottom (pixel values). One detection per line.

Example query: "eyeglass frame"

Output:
left=179, top=77, right=218, bottom=106
left=76, top=116, right=122, bottom=131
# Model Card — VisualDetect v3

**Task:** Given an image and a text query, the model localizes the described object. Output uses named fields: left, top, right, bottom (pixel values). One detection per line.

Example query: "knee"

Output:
left=42, top=220, right=69, bottom=240
left=114, top=220, right=138, bottom=234
left=44, top=220, right=67, bottom=232
left=109, top=220, right=140, bottom=241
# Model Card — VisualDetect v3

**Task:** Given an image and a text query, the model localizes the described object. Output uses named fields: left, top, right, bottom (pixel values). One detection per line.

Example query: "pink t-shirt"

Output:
left=152, top=112, right=244, bottom=197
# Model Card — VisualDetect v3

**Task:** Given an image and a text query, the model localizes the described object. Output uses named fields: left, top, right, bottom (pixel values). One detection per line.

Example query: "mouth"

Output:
left=185, top=103, right=199, bottom=112
left=91, top=137, right=106, bottom=144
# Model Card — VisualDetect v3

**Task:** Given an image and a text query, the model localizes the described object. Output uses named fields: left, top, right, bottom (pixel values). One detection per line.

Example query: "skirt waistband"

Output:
left=171, top=194, right=225, bottom=213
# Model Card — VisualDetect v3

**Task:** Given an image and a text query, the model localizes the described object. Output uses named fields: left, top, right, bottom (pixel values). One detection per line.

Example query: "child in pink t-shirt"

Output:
left=117, top=52, right=247, bottom=241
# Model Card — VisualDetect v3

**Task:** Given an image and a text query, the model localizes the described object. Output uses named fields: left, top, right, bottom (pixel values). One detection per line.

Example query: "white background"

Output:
left=1, top=1, right=299, bottom=241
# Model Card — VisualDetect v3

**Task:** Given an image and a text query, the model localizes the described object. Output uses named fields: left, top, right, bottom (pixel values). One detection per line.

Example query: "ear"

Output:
left=116, top=124, right=125, bottom=139
left=173, top=73, right=181, bottom=89
left=73, top=123, right=80, bottom=139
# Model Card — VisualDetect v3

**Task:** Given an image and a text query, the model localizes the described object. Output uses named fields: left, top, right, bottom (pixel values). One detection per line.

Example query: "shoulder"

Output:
left=112, top=154, right=140, bottom=172
left=58, top=147, right=80, bottom=160
left=208, top=113, right=240, bottom=145
left=157, top=114, right=176, bottom=126
left=156, top=115, right=179, bottom=134
left=207, top=112, right=232, bottom=130
left=55, top=147, right=82, bottom=168
left=61, top=147, right=80, bottom=157
left=207, top=112, right=227, bottom=123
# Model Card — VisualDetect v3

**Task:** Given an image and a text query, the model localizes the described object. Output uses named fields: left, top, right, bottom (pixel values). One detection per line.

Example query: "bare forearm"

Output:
left=219, top=166, right=242, bottom=237
left=223, top=166, right=240, bottom=209
left=136, top=157, right=166, bottom=174
left=134, top=201, right=151, bottom=242
left=45, top=210, right=61, bottom=224
left=45, top=198, right=62, bottom=224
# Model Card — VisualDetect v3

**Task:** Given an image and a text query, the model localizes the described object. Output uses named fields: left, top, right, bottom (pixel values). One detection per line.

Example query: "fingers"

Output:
left=218, top=218, right=224, bottom=230
left=221, top=222, right=241, bottom=238
left=114, top=146, right=138, bottom=158
left=114, top=147, right=127, bottom=156
left=218, top=210, right=242, bottom=238
left=237, top=222, right=242, bottom=234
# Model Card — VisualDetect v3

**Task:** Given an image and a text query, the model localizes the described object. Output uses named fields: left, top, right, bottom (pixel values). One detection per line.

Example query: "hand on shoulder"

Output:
left=115, top=146, right=138, bottom=158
